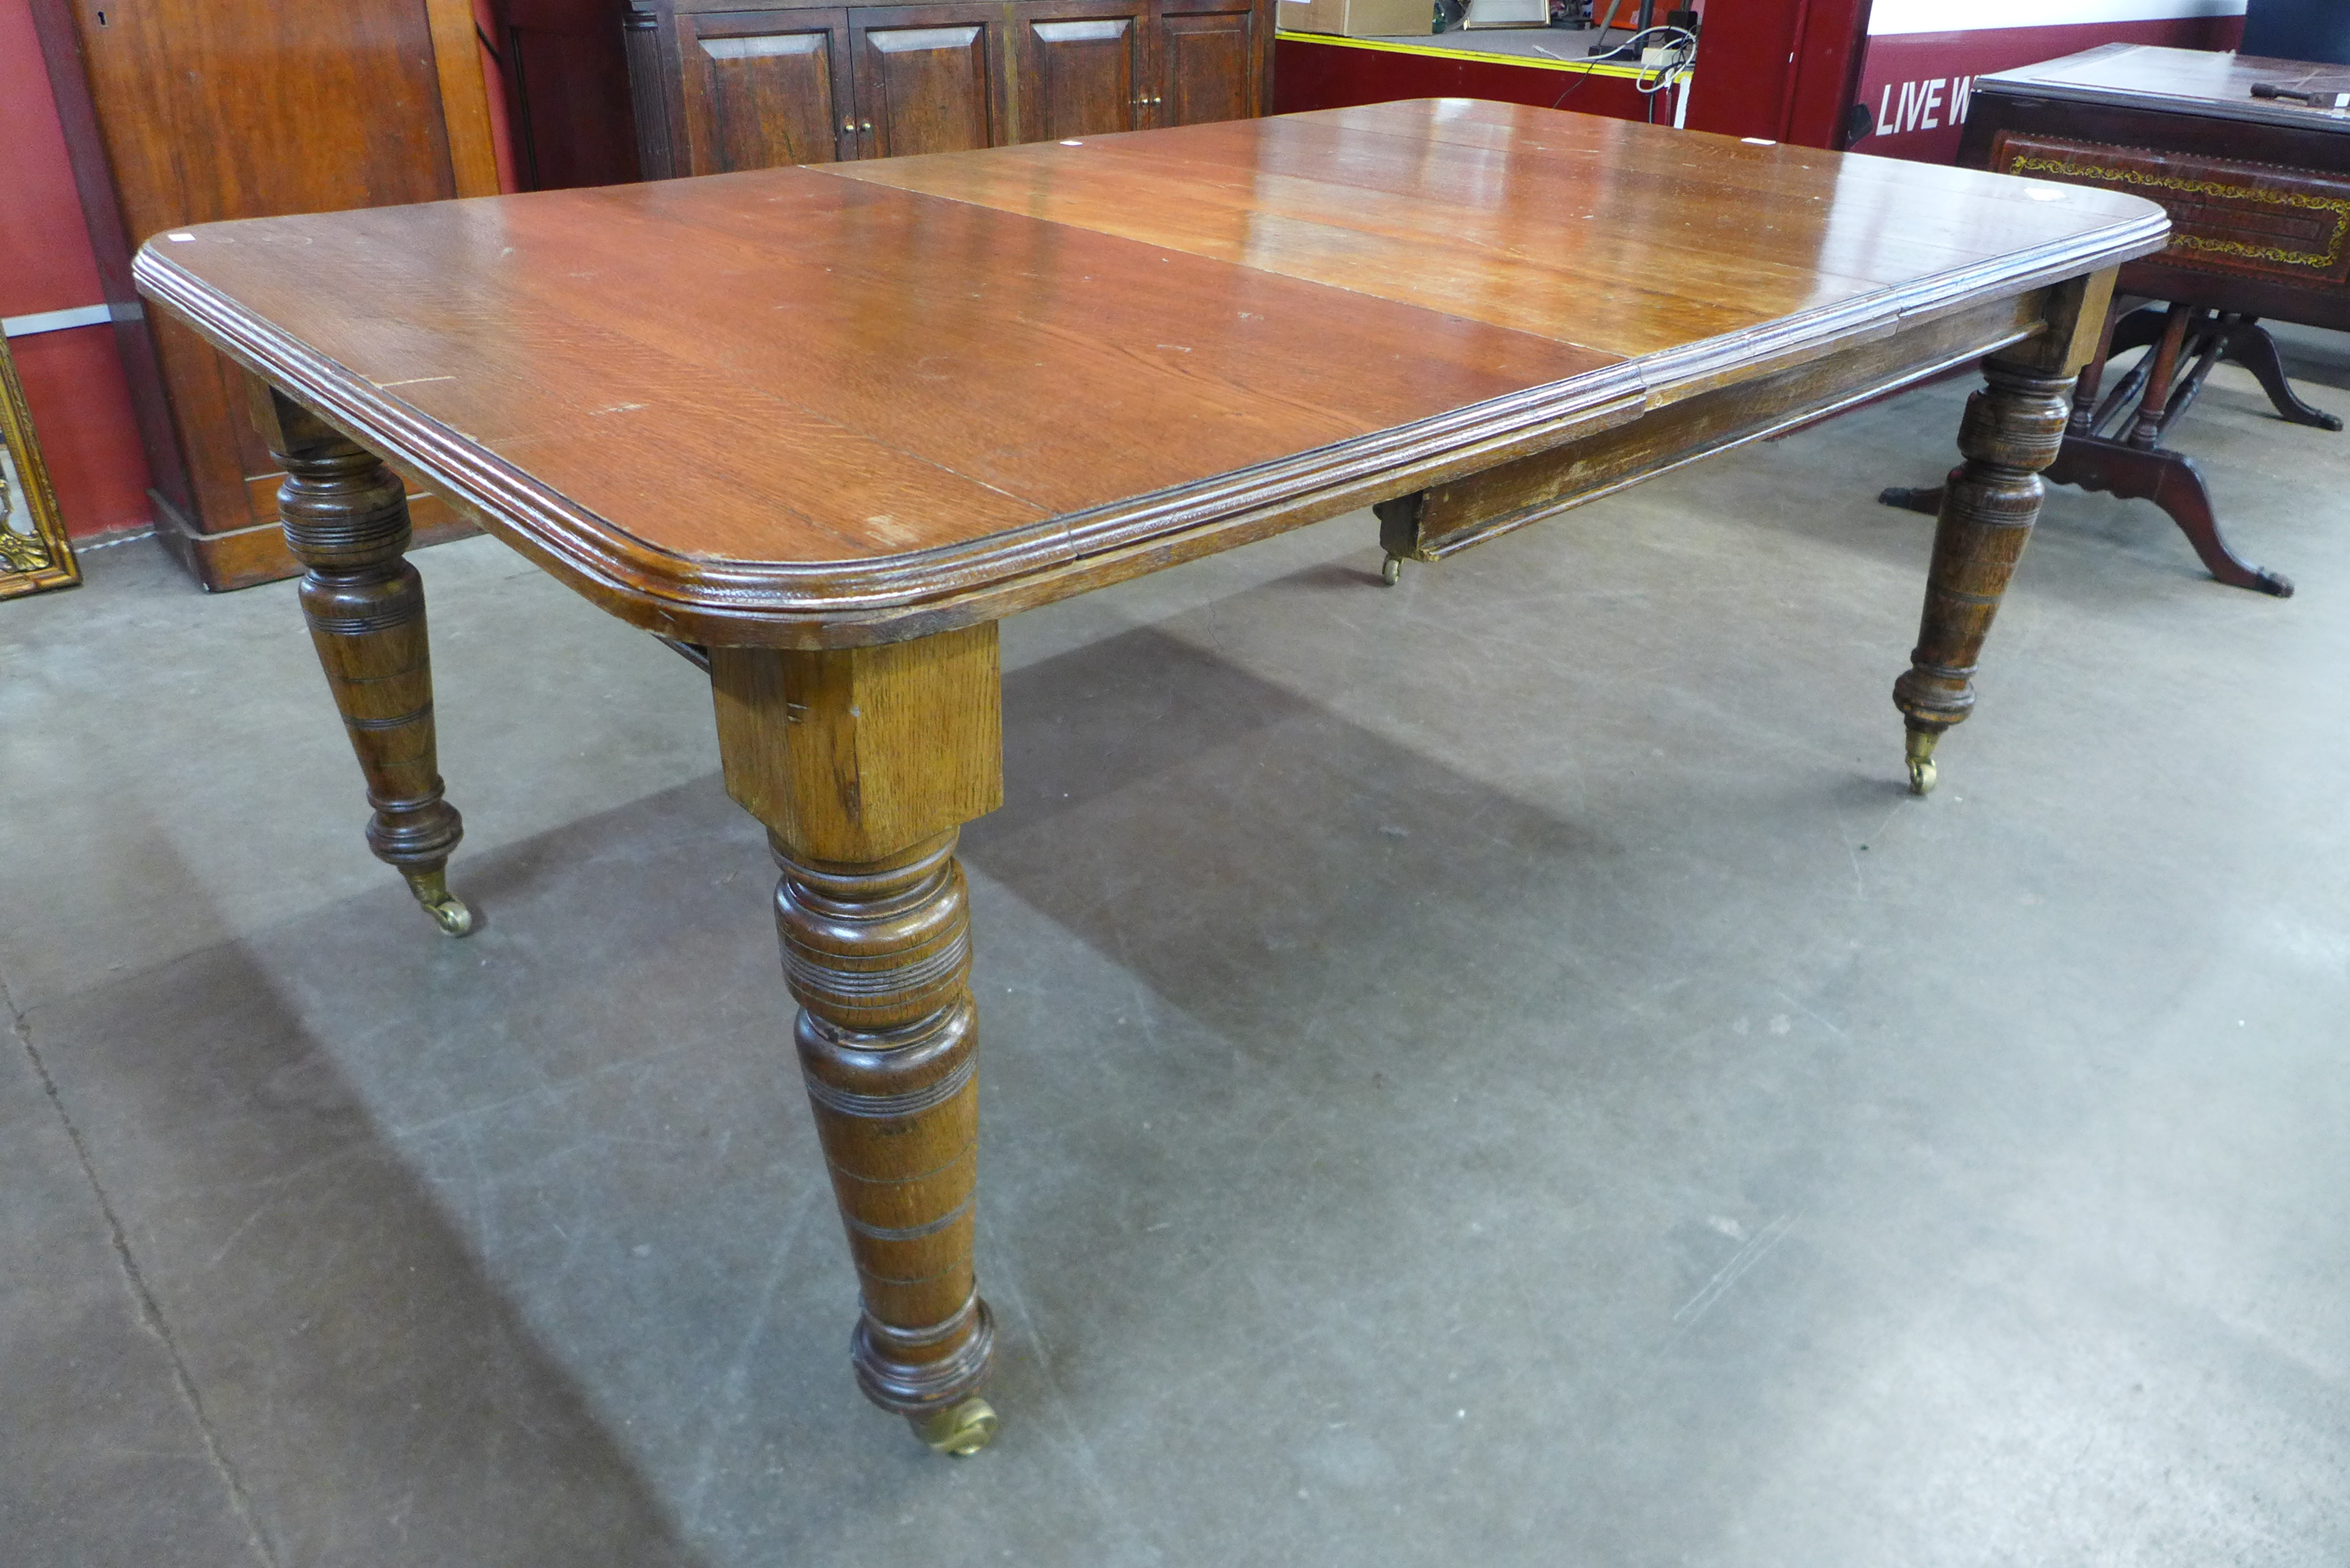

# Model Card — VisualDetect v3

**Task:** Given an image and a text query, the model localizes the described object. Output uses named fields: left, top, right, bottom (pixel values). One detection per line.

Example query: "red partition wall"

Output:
left=1, top=0, right=152, bottom=541
left=1853, top=1, right=2247, bottom=164
left=1278, top=1, right=1877, bottom=148
left=1281, top=1, right=2248, bottom=161
left=1682, top=0, right=1872, bottom=147
left=1275, top=35, right=1664, bottom=123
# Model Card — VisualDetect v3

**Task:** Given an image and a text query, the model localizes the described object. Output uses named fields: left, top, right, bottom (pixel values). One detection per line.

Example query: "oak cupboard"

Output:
left=30, top=0, right=502, bottom=589
left=624, top=0, right=1271, bottom=178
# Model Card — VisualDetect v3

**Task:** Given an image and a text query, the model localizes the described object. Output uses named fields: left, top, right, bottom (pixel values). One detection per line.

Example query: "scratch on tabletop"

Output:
left=1773, top=989, right=1848, bottom=1038
left=1672, top=1211, right=1795, bottom=1332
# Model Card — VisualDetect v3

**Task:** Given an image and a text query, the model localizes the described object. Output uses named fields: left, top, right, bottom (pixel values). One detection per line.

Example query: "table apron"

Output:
left=2115, top=257, right=2350, bottom=333
left=1383, top=290, right=2051, bottom=564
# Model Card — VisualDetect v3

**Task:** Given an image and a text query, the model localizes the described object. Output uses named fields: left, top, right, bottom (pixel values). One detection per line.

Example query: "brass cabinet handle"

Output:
left=860, top=121, right=874, bottom=133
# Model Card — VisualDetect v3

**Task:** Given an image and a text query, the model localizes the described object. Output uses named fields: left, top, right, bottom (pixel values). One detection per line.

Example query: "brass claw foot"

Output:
left=1904, top=729, right=1940, bottom=797
left=1380, top=554, right=1403, bottom=586
left=404, top=867, right=475, bottom=936
left=909, top=1396, right=998, bottom=1457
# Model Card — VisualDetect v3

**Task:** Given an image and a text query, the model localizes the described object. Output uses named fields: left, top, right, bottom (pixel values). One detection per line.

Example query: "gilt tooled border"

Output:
left=2003, top=152, right=2350, bottom=272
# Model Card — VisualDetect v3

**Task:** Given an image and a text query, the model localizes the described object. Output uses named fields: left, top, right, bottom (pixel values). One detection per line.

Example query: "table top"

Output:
left=134, top=100, right=2166, bottom=643
left=1977, top=44, right=2350, bottom=136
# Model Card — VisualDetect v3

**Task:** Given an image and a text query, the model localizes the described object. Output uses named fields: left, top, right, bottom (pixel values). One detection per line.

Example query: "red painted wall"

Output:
left=1, top=0, right=152, bottom=540
left=1277, top=1, right=1878, bottom=149
left=1275, top=37, right=1667, bottom=124
left=1682, top=0, right=1872, bottom=147
left=1855, top=15, right=2244, bottom=164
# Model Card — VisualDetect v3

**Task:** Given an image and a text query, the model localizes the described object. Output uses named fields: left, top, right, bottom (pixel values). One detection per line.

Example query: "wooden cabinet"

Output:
left=1018, top=1, right=1152, bottom=141
left=1157, top=0, right=1257, bottom=128
left=851, top=6, right=1011, bottom=158
left=30, top=0, right=500, bottom=589
left=630, top=0, right=1270, bottom=178
left=675, top=7, right=858, bottom=170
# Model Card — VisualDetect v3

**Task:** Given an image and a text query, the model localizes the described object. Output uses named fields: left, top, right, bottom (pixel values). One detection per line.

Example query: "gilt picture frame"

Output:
left=0, top=333, right=80, bottom=600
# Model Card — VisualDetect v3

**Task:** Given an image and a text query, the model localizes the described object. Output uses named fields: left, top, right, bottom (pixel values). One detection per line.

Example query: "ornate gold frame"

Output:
left=0, top=333, right=80, bottom=599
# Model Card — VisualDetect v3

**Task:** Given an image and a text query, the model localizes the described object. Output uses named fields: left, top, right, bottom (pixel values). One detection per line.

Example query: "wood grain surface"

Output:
left=836, top=101, right=2155, bottom=365
left=133, top=100, right=2170, bottom=642
left=1979, top=43, right=2350, bottom=139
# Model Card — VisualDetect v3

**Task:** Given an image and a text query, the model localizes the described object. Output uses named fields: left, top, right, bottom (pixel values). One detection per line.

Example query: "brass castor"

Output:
left=1904, top=729, right=1940, bottom=797
left=404, top=867, right=476, bottom=936
left=1380, top=554, right=1403, bottom=587
left=909, top=1396, right=998, bottom=1457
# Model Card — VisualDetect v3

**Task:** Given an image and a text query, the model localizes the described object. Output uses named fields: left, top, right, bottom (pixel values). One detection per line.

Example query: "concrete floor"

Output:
left=7, top=329, right=2350, bottom=1567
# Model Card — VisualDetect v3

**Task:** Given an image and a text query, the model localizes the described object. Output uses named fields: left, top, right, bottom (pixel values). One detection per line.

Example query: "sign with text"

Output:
left=1853, top=1, right=2246, bottom=163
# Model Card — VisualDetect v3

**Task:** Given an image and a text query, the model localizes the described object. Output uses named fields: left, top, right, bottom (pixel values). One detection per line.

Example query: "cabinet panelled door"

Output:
left=1159, top=0, right=1257, bottom=128
left=681, top=11, right=856, bottom=169
left=1020, top=4, right=1150, bottom=141
left=851, top=7, right=1009, bottom=158
left=632, top=0, right=1271, bottom=178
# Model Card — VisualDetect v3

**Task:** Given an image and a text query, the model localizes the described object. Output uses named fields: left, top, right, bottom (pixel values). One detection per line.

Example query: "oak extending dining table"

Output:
left=133, top=100, right=2167, bottom=1457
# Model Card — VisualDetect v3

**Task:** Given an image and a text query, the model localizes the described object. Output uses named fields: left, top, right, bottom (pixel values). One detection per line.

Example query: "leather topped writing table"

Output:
left=1906, top=44, right=2350, bottom=595
left=1968, top=42, right=2350, bottom=330
left=132, top=100, right=2165, bottom=1456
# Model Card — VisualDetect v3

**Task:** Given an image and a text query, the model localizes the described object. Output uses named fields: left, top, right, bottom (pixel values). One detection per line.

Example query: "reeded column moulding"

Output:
left=713, top=629, right=1004, bottom=1454
left=775, top=831, right=996, bottom=1451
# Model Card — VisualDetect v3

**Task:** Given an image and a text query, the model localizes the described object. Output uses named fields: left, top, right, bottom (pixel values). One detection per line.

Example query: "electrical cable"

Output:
left=1629, top=26, right=1696, bottom=123
left=1544, top=57, right=1600, bottom=112
left=1537, top=25, right=1693, bottom=113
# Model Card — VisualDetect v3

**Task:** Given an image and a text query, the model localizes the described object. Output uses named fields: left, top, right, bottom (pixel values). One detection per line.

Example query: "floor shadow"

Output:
left=967, top=623, right=1639, bottom=1059
left=1285, top=559, right=1395, bottom=592
left=26, top=832, right=718, bottom=1568
left=30, top=610, right=1847, bottom=1564
left=2272, top=321, right=2350, bottom=394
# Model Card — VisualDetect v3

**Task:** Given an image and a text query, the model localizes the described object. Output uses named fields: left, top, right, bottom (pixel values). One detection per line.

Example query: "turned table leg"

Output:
left=1889, top=271, right=2117, bottom=793
left=1893, top=357, right=2076, bottom=796
left=709, top=626, right=1003, bottom=1455
left=252, top=385, right=471, bottom=934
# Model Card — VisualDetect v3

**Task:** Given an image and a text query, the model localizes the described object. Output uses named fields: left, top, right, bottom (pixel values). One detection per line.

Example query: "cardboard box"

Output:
left=1279, top=0, right=1435, bottom=39
left=1461, top=0, right=1548, bottom=25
